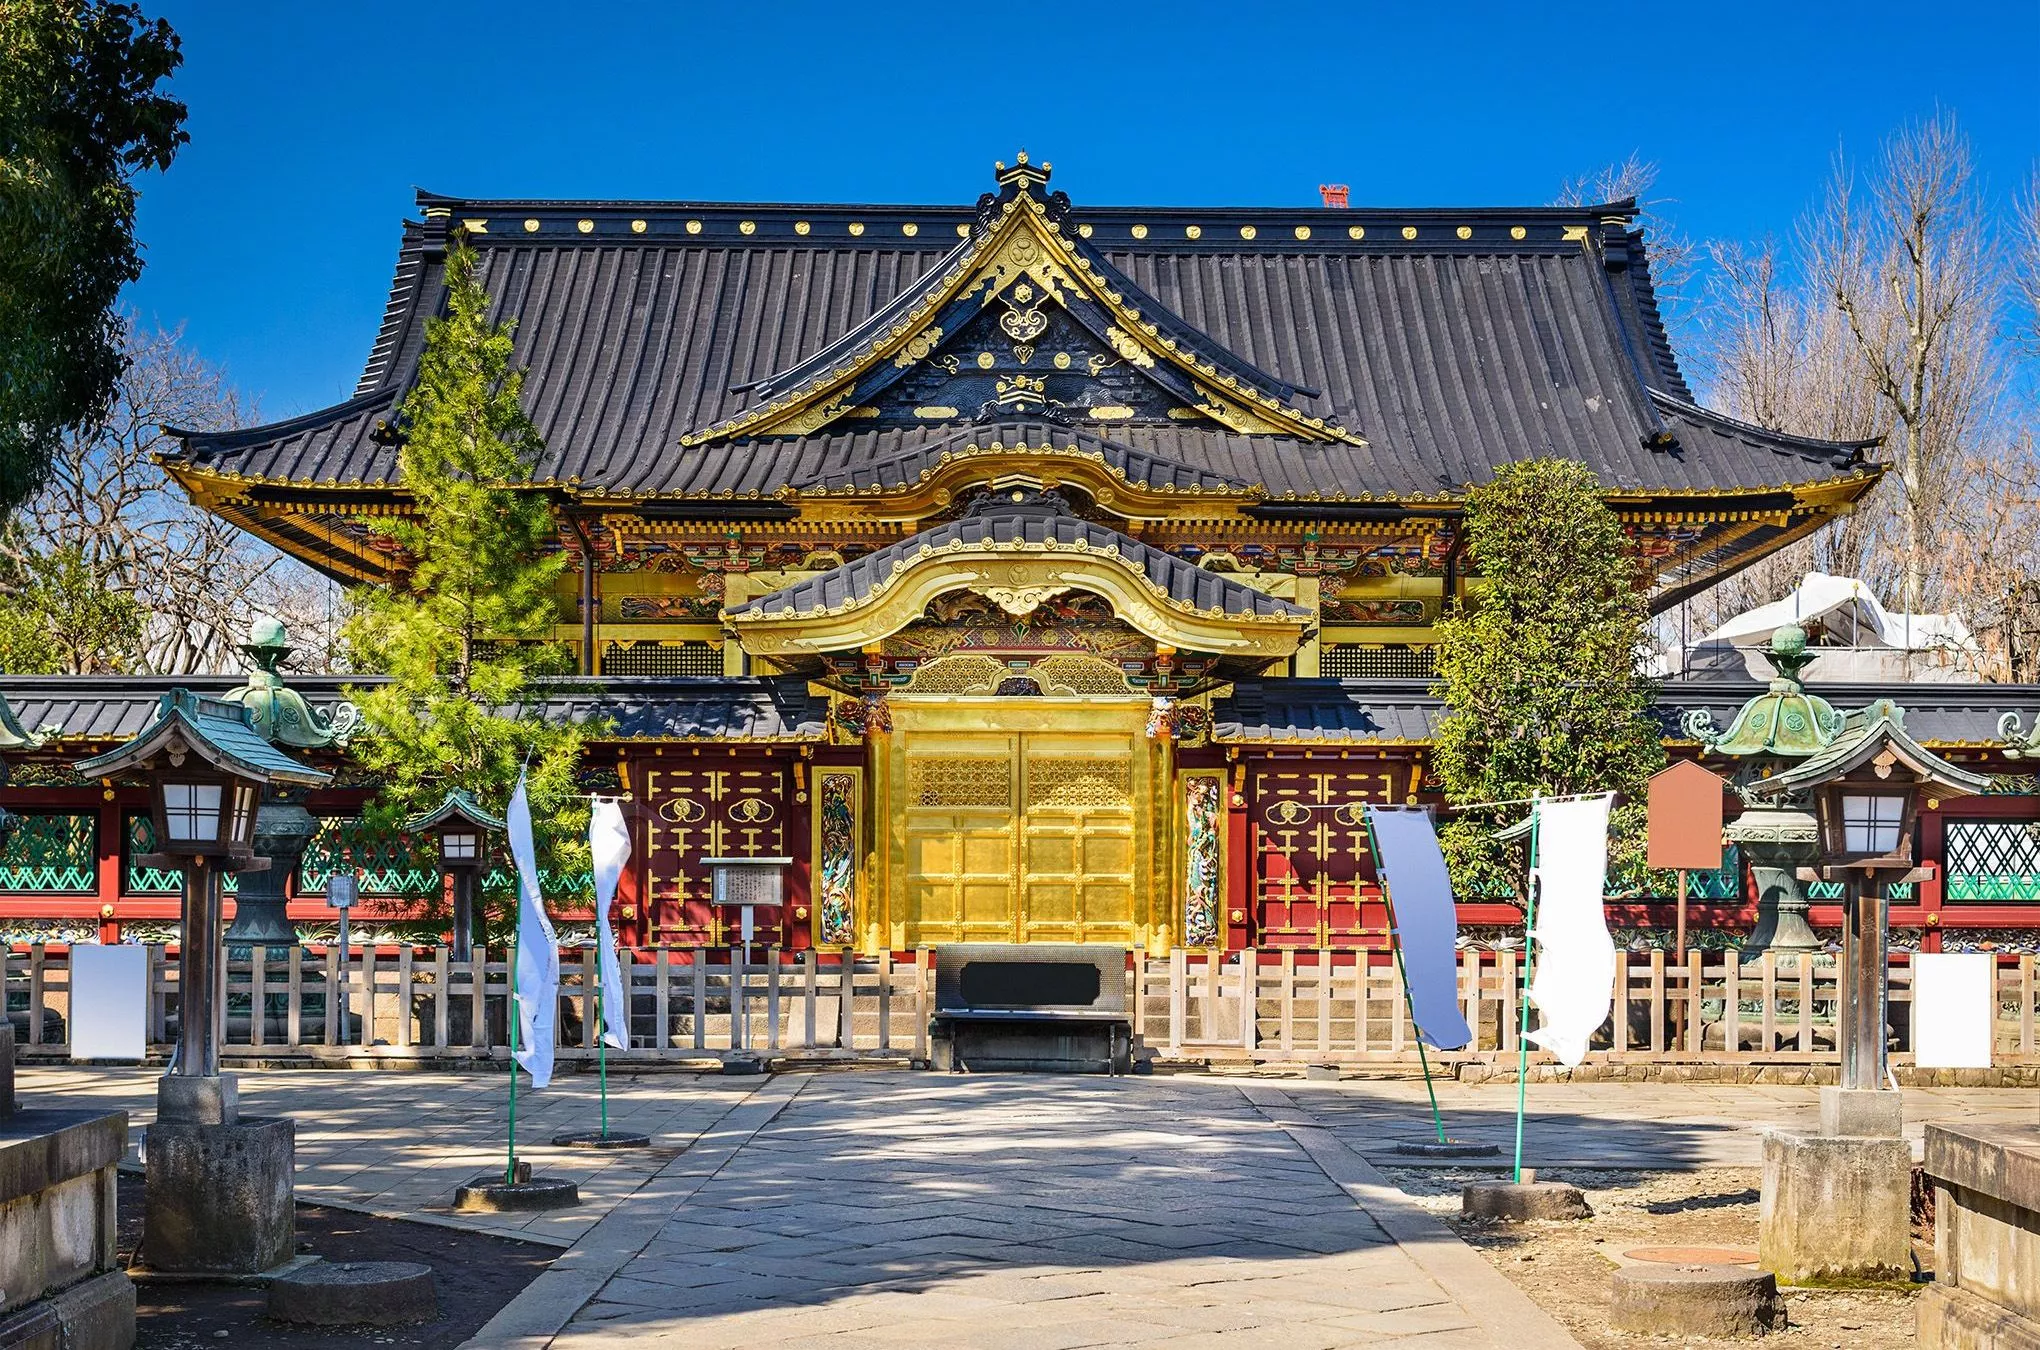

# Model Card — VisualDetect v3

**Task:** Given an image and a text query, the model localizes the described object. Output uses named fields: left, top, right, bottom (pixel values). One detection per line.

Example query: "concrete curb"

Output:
left=459, top=1074, right=807, bottom=1349
left=1237, top=1082, right=1586, bottom=1350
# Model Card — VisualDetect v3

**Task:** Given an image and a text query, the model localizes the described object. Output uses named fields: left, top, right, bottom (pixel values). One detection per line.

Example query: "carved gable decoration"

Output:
left=682, top=155, right=1362, bottom=448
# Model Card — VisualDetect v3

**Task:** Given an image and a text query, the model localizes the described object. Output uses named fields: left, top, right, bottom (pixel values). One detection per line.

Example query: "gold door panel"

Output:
left=891, top=712, right=1146, bottom=948
left=1020, top=751, right=1135, bottom=944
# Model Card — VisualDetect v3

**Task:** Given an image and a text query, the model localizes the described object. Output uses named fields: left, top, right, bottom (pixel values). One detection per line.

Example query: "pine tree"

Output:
left=1431, top=458, right=1665, bottom=900
left=344, top=242, right=593, bottom=937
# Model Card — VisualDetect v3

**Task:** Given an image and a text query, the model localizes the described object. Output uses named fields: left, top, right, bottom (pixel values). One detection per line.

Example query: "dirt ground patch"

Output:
left=1386, top=1166, right=1926, bottom=1348
left=117, top=1172, right=552, bottom=1349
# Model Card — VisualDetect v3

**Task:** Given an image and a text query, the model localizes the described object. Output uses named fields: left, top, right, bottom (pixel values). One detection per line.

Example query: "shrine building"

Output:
left=10, top=154, right=2035, bottom=955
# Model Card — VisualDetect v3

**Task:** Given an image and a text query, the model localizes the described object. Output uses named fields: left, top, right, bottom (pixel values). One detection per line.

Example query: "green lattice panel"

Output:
left=0, top=813, right=96, bottom=893
left=1686, top=845, right=1743, bottom=901
left=299, top=818, right=438, bottom=897
left=1945, top=820, right=2040, bottom=902
left=1949, top=874, right=2040, bottom=902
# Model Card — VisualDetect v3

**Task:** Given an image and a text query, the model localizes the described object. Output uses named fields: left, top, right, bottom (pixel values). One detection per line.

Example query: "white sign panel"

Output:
left=1913, top=952, right=1994, bottom=1070
left=69, top=943, right=148, bottom=1062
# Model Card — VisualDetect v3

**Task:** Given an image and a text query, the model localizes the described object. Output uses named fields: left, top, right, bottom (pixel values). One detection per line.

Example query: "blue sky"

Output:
left=127, top=2, right=2039, bottom=421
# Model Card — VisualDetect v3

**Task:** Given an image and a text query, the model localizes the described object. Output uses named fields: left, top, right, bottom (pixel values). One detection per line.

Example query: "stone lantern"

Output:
left=1682, top=623, right=1843, bottom=955
left=74, top=688, right=331, bottom=1276
left=218, top=618, right=358, bottom=945
left=405, top=789, right=503, bottom=963
left=1739, top=696, right=1989, bottom=1286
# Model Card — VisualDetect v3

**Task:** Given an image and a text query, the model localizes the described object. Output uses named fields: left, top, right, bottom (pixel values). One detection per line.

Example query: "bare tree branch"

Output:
left=6, top=322, right=346, bottom=674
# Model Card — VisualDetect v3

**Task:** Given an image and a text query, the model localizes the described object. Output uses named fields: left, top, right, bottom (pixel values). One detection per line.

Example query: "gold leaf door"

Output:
left=889, top=702, right=1149, bottom=947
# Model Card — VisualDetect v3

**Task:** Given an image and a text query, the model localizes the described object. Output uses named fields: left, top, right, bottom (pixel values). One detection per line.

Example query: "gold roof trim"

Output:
left=679, top=189, right=1362, bottom=449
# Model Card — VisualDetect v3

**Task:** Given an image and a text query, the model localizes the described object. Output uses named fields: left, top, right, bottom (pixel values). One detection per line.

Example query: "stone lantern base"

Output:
left=140, top=1074, right=295, bottom=1276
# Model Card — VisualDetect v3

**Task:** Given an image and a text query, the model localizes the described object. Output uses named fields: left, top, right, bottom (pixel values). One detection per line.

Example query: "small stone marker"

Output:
left=267, top=1260, right=438, bottom=1327
left=1610, top=1264, right=1783, bottom=1338
left=452, top=1174, right=579, bottom=1212
left=1461, top=1179, right=1591, bottom=1221
left=551, top=1128, right=651, bottom=1149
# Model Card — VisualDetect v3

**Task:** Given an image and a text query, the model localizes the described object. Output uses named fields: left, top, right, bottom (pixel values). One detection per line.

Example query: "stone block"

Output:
left=1610, top=1264, right=1783, bottom=1338
left=0, top=1268, right=136, bottom=1350
left=1759, top=1130, right=1911, bottom=1283
left=1462, top=1180, right=1591, bottom=1221
left=1819, top=1086, right=1903, bottom=1139
left=267, top=1260, right=437, bottom=1327
left=1919, top=1282, right=2040, bottom=1350
left=155, top=1074, right=237, bottom=1126
left=142, top=1115, right=294, bottom=1275
left=1921, top=1122, right=2040, bottom=1345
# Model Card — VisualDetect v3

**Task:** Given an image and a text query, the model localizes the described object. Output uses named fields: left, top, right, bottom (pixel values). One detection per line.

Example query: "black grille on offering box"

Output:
left=1319, top=645, right=1436, bottom=679
left=602, top=641, right=722, bottom=677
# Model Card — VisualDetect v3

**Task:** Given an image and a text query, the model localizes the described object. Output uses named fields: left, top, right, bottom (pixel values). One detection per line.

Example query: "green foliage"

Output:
left=0, top=0, right=186, bottom=516
left=0, top=543, right=146, bottom=672
left=342, top=243, right=594, bottom=937
left=1430, top=459, right=1665, bottom=902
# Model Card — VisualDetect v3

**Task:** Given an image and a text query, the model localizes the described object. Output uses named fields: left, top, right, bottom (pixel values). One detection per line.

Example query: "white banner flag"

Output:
left=590, top=797, right=632, bottom=1051
left=1524, top=794, right=1615, bottom=1068
left=1366, top=806, right=1472, bottom=1050
left=509, top=770, right=560, bottom=1089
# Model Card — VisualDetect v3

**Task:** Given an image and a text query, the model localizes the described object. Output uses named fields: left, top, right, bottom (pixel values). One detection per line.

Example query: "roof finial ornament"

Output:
left=221, top=616, right=360, bottom=749
left=994, top=150, right=1052, bottom=193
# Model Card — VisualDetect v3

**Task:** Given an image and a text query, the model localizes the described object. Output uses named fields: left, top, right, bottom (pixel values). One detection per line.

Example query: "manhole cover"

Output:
left=1624, top=1246, right=1758, bottom=1265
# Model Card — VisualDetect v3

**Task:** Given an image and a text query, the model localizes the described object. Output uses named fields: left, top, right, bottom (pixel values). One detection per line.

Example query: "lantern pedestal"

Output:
left=1758, top=1129, right=1912, bottom=1285
left=141, top=1109, right=296, bottom=1277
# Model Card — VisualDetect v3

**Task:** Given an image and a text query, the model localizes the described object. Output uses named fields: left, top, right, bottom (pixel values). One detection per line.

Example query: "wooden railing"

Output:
left=6, top=944, right=2037, bottom=1068
left=1161, top=947, right=2040, bottom=1067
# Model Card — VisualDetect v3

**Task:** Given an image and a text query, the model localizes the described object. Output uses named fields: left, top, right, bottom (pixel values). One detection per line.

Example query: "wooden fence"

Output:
left=6, top=945, right=2038, bottom=1068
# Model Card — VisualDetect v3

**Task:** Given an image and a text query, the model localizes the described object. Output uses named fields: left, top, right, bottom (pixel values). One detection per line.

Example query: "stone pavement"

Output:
left=514, top=1073, right=1575, bottom=1350
left=20, top=1063, right=2038, bottom=1347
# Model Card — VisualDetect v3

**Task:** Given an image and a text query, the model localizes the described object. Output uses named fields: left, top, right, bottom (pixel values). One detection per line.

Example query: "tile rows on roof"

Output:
left=170, top=182, right=1875, bottom=507
left=1, top=677, right=829, bottom=746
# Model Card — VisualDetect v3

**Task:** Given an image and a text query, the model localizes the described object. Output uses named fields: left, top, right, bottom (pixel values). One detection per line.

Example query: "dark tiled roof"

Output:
left=1212, top=678, right=2038, bottom=749
left=0, top=676, right=828, bottom=746
left=732, top=495, right=1311, bottom=622
left=169, top=178, right=1874, bottom=502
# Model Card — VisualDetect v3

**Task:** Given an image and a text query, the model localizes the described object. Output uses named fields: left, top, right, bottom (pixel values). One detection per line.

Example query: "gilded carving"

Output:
left=1104, top=327, right=1155, bottom=368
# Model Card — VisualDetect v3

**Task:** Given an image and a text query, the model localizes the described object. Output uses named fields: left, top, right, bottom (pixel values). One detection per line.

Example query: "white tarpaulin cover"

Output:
left=69, top=943, right=147, bottom=1061
left=509, top=770, right=560, bottom=1088
left=1366, top=806, right=1473, bottom=1050
left=1912, top=952, right=1994, bottom=1070
left=1525, top=794, right=1616, bottom=1067
left=589, top=797, right=633, bottom=1051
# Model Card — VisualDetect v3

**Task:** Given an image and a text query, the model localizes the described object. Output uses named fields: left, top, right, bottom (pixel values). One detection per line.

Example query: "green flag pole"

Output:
left=1512, top=802, right=1543, bottom=1185
left=596, top=979, right=609, bottom=1137
left=1363, top=810, right=1448, bottom=1145
left=506, top=934, right=520, bottom=1186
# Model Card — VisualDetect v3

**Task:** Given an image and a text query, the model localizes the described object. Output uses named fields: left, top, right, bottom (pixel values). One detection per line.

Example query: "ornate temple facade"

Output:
left=8, top=156, right=2038, bottom=953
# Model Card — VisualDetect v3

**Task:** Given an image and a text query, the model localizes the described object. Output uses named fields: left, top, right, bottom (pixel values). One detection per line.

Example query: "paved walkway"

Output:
left=19, top=1064, right=2037, bottom=1347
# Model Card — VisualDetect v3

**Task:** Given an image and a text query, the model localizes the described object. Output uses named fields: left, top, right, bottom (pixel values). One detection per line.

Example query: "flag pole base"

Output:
left=550, top=1129, right=651, bottom=1150
left=1394, top=1139, right=1501, bottom=1158
left=452, top=1174, right=579, bottom=1213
